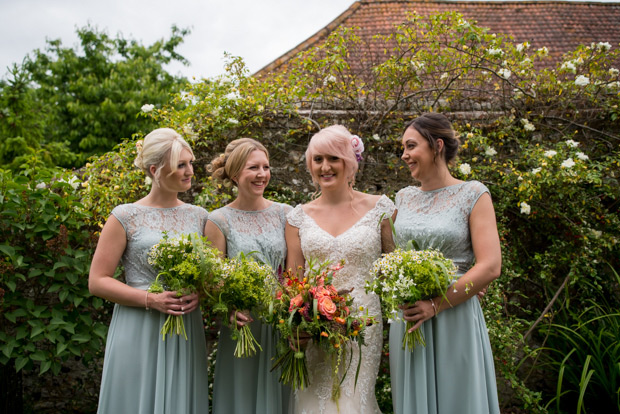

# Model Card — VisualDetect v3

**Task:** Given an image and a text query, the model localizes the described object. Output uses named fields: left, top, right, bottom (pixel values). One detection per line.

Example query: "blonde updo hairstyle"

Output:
left=208, top=138, right=269, bottom=186
left=134, top=128, right=194, bottom=186
left=305, top=125, right=359, bottom=188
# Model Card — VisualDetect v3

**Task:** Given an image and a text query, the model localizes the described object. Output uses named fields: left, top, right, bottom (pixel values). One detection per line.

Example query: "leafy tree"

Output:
left=0, top=25, right=190, bottom=169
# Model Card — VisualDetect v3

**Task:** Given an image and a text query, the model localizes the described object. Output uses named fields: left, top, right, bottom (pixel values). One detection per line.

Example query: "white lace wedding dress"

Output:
left=286, top=195, right=395, bottom=414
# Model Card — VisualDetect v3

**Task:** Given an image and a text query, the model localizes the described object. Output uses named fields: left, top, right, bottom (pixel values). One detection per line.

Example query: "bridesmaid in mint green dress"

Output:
left=390, top=113, right=502, bottom=414
left=89, top=128, right=210, bottom=413
left=204, top=138, right=291, bottom=414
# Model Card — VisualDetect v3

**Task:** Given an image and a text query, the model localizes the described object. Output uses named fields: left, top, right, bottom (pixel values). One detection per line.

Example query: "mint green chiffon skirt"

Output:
left=212, top=319, right=289, bottom=414
left=97, top=304, right=210, bottom=414
left=389, top=296, right=500, bottom=414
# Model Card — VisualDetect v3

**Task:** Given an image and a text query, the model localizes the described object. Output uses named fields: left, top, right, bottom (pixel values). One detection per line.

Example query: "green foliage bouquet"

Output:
left=147, top=232, right=224, bottom=340
left=367, top=246, right=457, bottom=350
left=210, top=253, right=275, bottom=358
left=265, top=258, right=375, bottom=400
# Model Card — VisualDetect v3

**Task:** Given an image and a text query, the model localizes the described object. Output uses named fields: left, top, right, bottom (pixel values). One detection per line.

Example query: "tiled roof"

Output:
left=255, top=0, right=620, bottom=76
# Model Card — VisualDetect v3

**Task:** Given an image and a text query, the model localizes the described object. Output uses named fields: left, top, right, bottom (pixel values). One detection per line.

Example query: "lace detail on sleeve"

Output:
left=286, top=204, right=306, bottom=228
left=207, top=209, right=230, bottom=239
left=465, top=181, right=490, bottom=214
left=110, top=204, right=132, bottom=235
left=375, top=194, right=395, bottom=217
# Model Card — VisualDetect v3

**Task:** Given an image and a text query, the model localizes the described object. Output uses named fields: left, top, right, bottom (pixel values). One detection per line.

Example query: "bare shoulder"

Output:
left=355, top=192, right=382, bottom=209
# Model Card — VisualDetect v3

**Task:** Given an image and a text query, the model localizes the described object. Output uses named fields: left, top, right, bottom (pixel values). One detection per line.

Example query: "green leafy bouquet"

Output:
left=210, top=252, right=275, bottom=358
left=366, top=245, right=457, bottom=350
left=147, top=232, right=224, bottom=340
left=265, top=258, right=375, bottom=400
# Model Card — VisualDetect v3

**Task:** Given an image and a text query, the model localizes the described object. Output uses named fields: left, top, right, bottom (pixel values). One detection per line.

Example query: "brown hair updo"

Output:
left=207, top=138, right=269, bottom=186
left=404, top=113, right=460, bottom=164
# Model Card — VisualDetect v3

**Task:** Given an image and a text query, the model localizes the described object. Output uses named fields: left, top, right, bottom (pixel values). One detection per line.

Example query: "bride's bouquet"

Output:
left=147, top=232, right=224, bottom=340
left=366, top=245, right=457, bottom=350
left=265, top=258, right=375, bottom=399
left=209, top=252, right=275, bottom=358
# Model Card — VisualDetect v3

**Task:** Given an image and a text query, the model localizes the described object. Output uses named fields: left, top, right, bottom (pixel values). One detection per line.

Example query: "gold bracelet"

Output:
left=145, top=291, right=150, bottom=311
left=429, top=298, right=437, bottom=317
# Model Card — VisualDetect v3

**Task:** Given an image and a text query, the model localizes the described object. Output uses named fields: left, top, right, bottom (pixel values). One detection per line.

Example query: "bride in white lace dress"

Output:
left=285, top=125, right=394, bottom=414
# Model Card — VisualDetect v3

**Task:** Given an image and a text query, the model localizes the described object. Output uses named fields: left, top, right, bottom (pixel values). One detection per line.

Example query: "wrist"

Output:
left=429, top=298, right=437, bottom=317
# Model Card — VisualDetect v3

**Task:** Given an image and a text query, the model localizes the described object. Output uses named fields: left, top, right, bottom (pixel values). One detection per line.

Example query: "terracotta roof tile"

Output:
left=255, top=0, right=620, bottom=76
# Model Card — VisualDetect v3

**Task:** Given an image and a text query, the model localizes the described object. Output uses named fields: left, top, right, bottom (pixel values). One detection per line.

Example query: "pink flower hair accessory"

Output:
left=350, top=135, right=364, bottom=162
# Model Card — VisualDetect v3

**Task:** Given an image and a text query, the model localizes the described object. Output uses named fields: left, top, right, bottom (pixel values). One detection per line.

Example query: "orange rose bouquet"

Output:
left=264, top=257, right=375, bottom=400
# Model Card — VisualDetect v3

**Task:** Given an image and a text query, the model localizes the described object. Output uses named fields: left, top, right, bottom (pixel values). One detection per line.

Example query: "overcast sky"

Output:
left=1, top=0, right=618, bottom=81
left=0, top=0, right=354, bottom=81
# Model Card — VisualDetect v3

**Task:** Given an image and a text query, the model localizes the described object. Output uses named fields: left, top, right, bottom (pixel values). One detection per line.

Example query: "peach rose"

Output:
left=317, top=296, right=337, bottom=320
left=289, top=294, right=304, bottom=312
left=311, top=286, right=331, bottom=299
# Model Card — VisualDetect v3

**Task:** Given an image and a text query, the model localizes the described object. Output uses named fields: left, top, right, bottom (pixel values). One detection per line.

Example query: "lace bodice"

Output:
left=207, top=202, right=292, bottom=270
left=394, top=181, right=489, bottom=275
left=286, top=194, right=395, bottom=414
left=111, top=203, right=208, bottom=290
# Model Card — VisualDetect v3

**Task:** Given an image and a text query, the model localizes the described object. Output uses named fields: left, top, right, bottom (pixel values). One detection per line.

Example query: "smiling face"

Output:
left=310, top=152, right=347, bottom=190
left=401, top=127, right=443, bottom=182
left=234, top=149, right=271, bottom=198
left=156, top=148, right=194, bottom=193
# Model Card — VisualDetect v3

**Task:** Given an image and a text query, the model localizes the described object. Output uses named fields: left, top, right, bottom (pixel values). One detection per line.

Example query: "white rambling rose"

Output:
left=441, top=72, right=449, bottom=80
left=544, top=150, right=557, bottom=158
left=524, top=123, right=535, bottom=132
left=323, top=75, right=337, bottom=86
left=485, top=147, right=497, bottom=157
left=531, top=167, right=542, bottom=174
left=561, top=158, right=576, bottom=169
left=597, top=42, right=612, bottom=51
left=565, top=139, right=579, bottom=148
left=372, top=134, right=381, bottom=141
left=575, top=75, right=590, bottom=86
left=141, top=104, right=155, bottom=113
left=488, top=47, right=503, bottom=56
left=459, top=163, right=472, bottom=175
left=520, top=202, right=531, bottom=215
left=609, top=68, right=619, bottom=76
left=560, top=61, right=576, bottom=73
left=576, top=152, right=589, bottom=161
left=498, top=68, right=511, bottom=79
left=497, top=68, right=512, bottom=79
left=227, top=118, right=239, bottom=125
left=538, top=47, right=549, bottom=56
left=35, top=182, right=47, bottom=189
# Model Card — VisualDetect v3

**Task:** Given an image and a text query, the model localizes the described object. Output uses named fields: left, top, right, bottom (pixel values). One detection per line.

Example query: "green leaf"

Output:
left=71, top=333, right=91, bottom=343
left=30, top=350, right=47, bottom=362
left=39, top=360, right=52, bottom=375
left=0, top=244, right=15, bottom=257
left=15, top=357, right=29, bottom=372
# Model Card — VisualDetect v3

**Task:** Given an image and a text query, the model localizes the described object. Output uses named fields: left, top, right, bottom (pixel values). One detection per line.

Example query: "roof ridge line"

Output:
left=254, top=1, right=364, bottom=76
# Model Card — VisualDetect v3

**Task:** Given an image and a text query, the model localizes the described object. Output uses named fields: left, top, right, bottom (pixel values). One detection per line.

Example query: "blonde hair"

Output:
left=134, top=128, right=194, bottom=185
left=208, top=138, right=269, bottom=186
left=305, top=125, right=359, bottom=187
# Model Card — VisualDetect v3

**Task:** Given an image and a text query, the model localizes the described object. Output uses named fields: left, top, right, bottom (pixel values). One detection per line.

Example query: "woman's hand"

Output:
left=289, top=331, right=312, bottom=352
left=230, top=309, right=253, bottom=328
left=400, top=300, right=435, bottom=333
left=148, top=291, right=199, bottom=315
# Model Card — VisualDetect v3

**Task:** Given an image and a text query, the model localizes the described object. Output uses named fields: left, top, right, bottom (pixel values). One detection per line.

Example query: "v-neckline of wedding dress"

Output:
left=299, top=195, right=384, bottom=239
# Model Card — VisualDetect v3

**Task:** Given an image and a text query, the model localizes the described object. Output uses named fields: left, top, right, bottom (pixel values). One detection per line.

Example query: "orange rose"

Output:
left=317, top=296, right=337, bottom=320
left=289, top=294, right=304, bottom=312
left=334, top=317, right=346, bottom=325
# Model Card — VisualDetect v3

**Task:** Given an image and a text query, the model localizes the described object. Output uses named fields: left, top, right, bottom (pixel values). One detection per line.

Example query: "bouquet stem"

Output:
left=233, top=324, right=262, bottom=358
left=402, top=321, right=425, bottom=350
left=161, top=315, right=187, bottom=341
left=272, top=349, right=309, bottom=390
